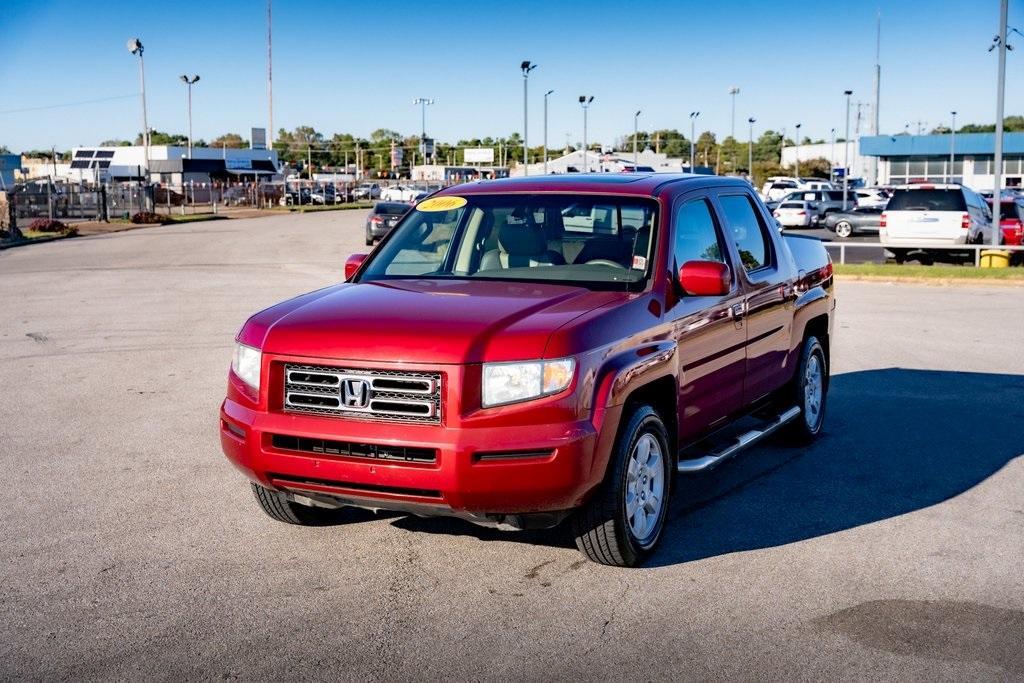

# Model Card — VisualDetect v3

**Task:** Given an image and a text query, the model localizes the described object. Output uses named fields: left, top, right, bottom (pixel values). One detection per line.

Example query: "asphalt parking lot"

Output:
left=1, top=210, right=1022, bottom=680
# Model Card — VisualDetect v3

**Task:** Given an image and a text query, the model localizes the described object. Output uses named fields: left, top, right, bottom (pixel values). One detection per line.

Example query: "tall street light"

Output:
left=579, top=96, right=593, bottom=172
left=747, top=117, right=756, bottom=182
left=949, top=110, right=957, bottom=182
left=126, top=38, right=150, bottom=181
left=830, top=128, right=836, bottom=177
left=413, top=97, right=434, bottom=164
left=728, top=87, right=740, bottom=139
left=180, top=74, right=200, bottom=158
left=633, top=110, right=642, bottom=166
left=843, top=89, right=853, bottom=210
left=521, top=61, right=537, bottom=175
left=689, top=111, right=700, bottom=171
left=543, top=90, right=554, bottom=174
left=794, top=123, right=802, bottom=178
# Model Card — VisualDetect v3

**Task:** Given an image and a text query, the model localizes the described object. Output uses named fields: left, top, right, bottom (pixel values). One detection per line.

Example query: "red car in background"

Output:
left=220, top=174, right=835, bottom=566
left=987, top=199, right=1024, bottom=246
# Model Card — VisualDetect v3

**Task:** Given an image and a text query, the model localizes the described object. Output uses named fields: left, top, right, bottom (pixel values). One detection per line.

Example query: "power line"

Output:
left=0, top=94, right=138, bottom=115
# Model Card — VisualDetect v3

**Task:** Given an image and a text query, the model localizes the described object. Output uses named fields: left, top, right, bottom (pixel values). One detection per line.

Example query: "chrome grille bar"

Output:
left=283, top=364, right=442, bottom=424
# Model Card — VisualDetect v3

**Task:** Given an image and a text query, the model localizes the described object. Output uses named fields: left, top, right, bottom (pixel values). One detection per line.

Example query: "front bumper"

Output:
left=220, top=397, right=615, bottom=517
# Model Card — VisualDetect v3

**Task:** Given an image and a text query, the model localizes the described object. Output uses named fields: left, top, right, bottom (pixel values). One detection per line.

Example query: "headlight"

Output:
left=482, top=358, right=575, bottom=408
left=232, top=342, right=262, bottom=391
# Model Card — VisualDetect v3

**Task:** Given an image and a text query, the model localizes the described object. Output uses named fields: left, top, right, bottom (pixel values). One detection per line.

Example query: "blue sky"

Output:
left=0, top=0, right=1020, bottom=151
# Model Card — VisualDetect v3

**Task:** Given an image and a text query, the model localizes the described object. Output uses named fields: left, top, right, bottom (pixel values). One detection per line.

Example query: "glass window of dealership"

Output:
left=860, top=132, right=1024, bottom=189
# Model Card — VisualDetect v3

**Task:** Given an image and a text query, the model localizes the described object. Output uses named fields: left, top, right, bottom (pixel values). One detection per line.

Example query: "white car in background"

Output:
left=854, top=188, right=890, bottom=208
left=760, top=177, right=835, bottom=202
left=380, top=185, right=420, bottom=202
left=880, top=184, right=993, bottom=261
left=773, top=200, right=814, bottom=227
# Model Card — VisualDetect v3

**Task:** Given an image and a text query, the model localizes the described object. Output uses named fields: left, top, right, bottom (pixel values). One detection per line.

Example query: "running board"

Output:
left=676, top=406, right=801, bottom=473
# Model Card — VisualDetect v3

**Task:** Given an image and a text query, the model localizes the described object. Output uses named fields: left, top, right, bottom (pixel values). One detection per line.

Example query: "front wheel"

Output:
left=834, top=221, right=853, bottom=239
left=782, top=336, right=828, bottom=444
left=251, top=483, right=345, bottom=525
left=572, top=404, right=671, bottom=567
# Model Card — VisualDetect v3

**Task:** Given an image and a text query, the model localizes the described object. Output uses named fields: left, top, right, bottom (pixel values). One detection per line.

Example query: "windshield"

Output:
left=887, top=189, right=967, bottom=212
left=358, top=193, right=659, bottom=290
left=375, top=203, right=410, bottom=216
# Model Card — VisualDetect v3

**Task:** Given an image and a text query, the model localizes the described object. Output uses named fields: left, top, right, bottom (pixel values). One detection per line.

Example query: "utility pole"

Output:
left=521, top=61, right=537, bottom=175
left=950, top=111, right=957, bottom=182
left=689, top=111, right=699, bottom=171
left=830, top=128, right=836, bottom=177
left=633, top=110, right=642, bottom=166
left=871, top=10, right=881, bottom=186
left=180, top=74, right=200, bottom=158
left=267, top=0, right=273, bottom=148
left=843, top=90, right=853, bottom=210
left=991, top=0, right=1009, bottom=246
left=543, top=90, right=553, bottom=174
left=413, top=97, right=434, bottom=164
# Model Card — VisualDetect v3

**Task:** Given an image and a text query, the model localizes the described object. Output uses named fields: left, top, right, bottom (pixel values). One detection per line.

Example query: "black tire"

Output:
left=365, top=229, right=374, bottom=246
left=890, top=249, right=908, bottom=264
left=251, top=483, right=344, bottom=526
left=782, top=336, right=828, bottom=445
left=834, top=221, right=853, bottom=239
left=572, top=404, right=672, bottom=567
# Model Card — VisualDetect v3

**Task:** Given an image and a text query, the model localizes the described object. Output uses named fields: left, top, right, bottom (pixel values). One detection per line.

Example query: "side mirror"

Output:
left=679, top=260, right=731, bottom=297
left=344, top=253, right=368, bottom=281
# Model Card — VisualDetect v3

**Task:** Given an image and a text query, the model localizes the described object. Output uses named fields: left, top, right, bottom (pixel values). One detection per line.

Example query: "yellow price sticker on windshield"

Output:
left=416, top=196, right=467, bottom=212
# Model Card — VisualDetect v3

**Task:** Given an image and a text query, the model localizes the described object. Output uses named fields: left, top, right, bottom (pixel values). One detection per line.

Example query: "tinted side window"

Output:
left=719, top=194, right=771, bottom=271
left=674, top=199, right=725, bottom=266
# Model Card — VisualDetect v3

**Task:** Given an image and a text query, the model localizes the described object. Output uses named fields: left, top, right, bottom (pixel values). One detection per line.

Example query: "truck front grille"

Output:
left=282, top=364, right=442, bottom=424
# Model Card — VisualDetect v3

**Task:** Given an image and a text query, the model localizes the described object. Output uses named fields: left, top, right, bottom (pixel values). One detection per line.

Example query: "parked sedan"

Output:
left=365, top=201, right=411, bottom=245
left=773, top=201, right=813, bottom=228
left=822, top=206, right=884, bottom=238
left=380, top=185, right=421, bottom=202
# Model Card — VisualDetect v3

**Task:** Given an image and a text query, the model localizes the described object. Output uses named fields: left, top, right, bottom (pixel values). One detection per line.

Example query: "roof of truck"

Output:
left=436, top=173, right=749, bottom=198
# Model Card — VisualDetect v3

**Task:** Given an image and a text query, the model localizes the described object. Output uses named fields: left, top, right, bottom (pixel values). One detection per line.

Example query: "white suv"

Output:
left=881, top=184, right=993, bottom=257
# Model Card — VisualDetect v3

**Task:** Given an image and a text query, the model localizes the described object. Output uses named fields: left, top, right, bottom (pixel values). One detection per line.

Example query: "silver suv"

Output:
left=766, top=189, right=852, bottom=224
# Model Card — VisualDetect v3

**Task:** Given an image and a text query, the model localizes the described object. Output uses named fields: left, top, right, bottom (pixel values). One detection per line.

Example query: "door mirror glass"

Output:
left=679, top=260, right=731, bottom=296
left=344, top=253, right=368, bottom=280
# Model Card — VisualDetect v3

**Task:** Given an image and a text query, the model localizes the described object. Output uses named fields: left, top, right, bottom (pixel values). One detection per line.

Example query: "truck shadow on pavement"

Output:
left=391, top=368, right=1024, bottom=566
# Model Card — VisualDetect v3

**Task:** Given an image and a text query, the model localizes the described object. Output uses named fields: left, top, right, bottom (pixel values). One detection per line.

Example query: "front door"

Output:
left=667, top=195, right=748, bottom=444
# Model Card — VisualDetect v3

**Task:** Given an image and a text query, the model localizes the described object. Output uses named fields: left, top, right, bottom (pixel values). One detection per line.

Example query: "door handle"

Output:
left=729, top=302, right=745, bottom=320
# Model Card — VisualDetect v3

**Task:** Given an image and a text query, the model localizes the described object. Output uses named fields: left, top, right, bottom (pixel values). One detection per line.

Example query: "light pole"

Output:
left=794, top=123, right=802, bottom=178
left=830, top=128, right=836, bottom=177
left=949, top=111, right=957, bottom=182
left=521, top=61, right=537, bottom=175
left=689, top=111, right=700, bottom=171
left=747, top=117, right=756, bottom=181
left=127, top=38, right=149, bottom=181
left=633, top=110, right=642, bottom=166
left=180, top=74, right=200, bottom=158
left=991, top=0, right=1009, bottom=246
left=843, top=90, right=853, bottom=210
left=728, top=87, right=740, bottom=139
left=543, top=90, right=553, bottom=174
left=413, top=97, right=434, bottom=164
left=579, top=96, right=593, bottom=172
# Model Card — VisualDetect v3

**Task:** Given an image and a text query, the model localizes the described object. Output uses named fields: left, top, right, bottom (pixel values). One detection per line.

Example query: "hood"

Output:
left=251, top=279, right=626, bottom=364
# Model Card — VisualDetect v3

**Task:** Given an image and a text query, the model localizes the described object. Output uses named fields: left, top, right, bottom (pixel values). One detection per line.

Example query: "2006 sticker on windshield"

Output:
left=416, top=196, right=467, bottom=212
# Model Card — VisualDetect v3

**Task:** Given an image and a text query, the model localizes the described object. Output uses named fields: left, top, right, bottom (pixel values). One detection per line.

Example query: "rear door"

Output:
left=667, top=194, right=748, bottom=442
left=712, top=190, right=793, bottom=405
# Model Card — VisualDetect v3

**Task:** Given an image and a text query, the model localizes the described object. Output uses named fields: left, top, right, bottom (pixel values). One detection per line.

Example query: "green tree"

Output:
left=209, top=133, right=248, bottom=149
left=99, top=139, right=132, bottom=147
left=135, top=130, right=188, bottom=145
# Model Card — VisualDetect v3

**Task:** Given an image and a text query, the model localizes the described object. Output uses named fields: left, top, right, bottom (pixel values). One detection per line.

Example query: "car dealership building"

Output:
left=66, top=145, right=280, bottom=185
left=859, top=132, right=1024, bottom=189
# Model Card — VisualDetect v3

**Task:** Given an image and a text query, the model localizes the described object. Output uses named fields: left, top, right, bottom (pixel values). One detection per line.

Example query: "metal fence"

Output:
left=824, top=241, right=1024, bottom=266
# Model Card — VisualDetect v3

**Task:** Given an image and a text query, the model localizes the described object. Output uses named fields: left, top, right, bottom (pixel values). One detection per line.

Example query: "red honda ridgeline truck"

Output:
left=221, top=174, right=834, bottom=566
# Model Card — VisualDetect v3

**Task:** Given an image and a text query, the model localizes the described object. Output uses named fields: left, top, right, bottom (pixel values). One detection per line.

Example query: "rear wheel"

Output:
left=572, top=405, right=671, bottom=567
left=251, top=483, right=344, bottom=525
left=365, top=228, right=374, bottom=246
left=782, top=336, right=828, bottom=445
left=834, top=221, right=853, bottom=239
